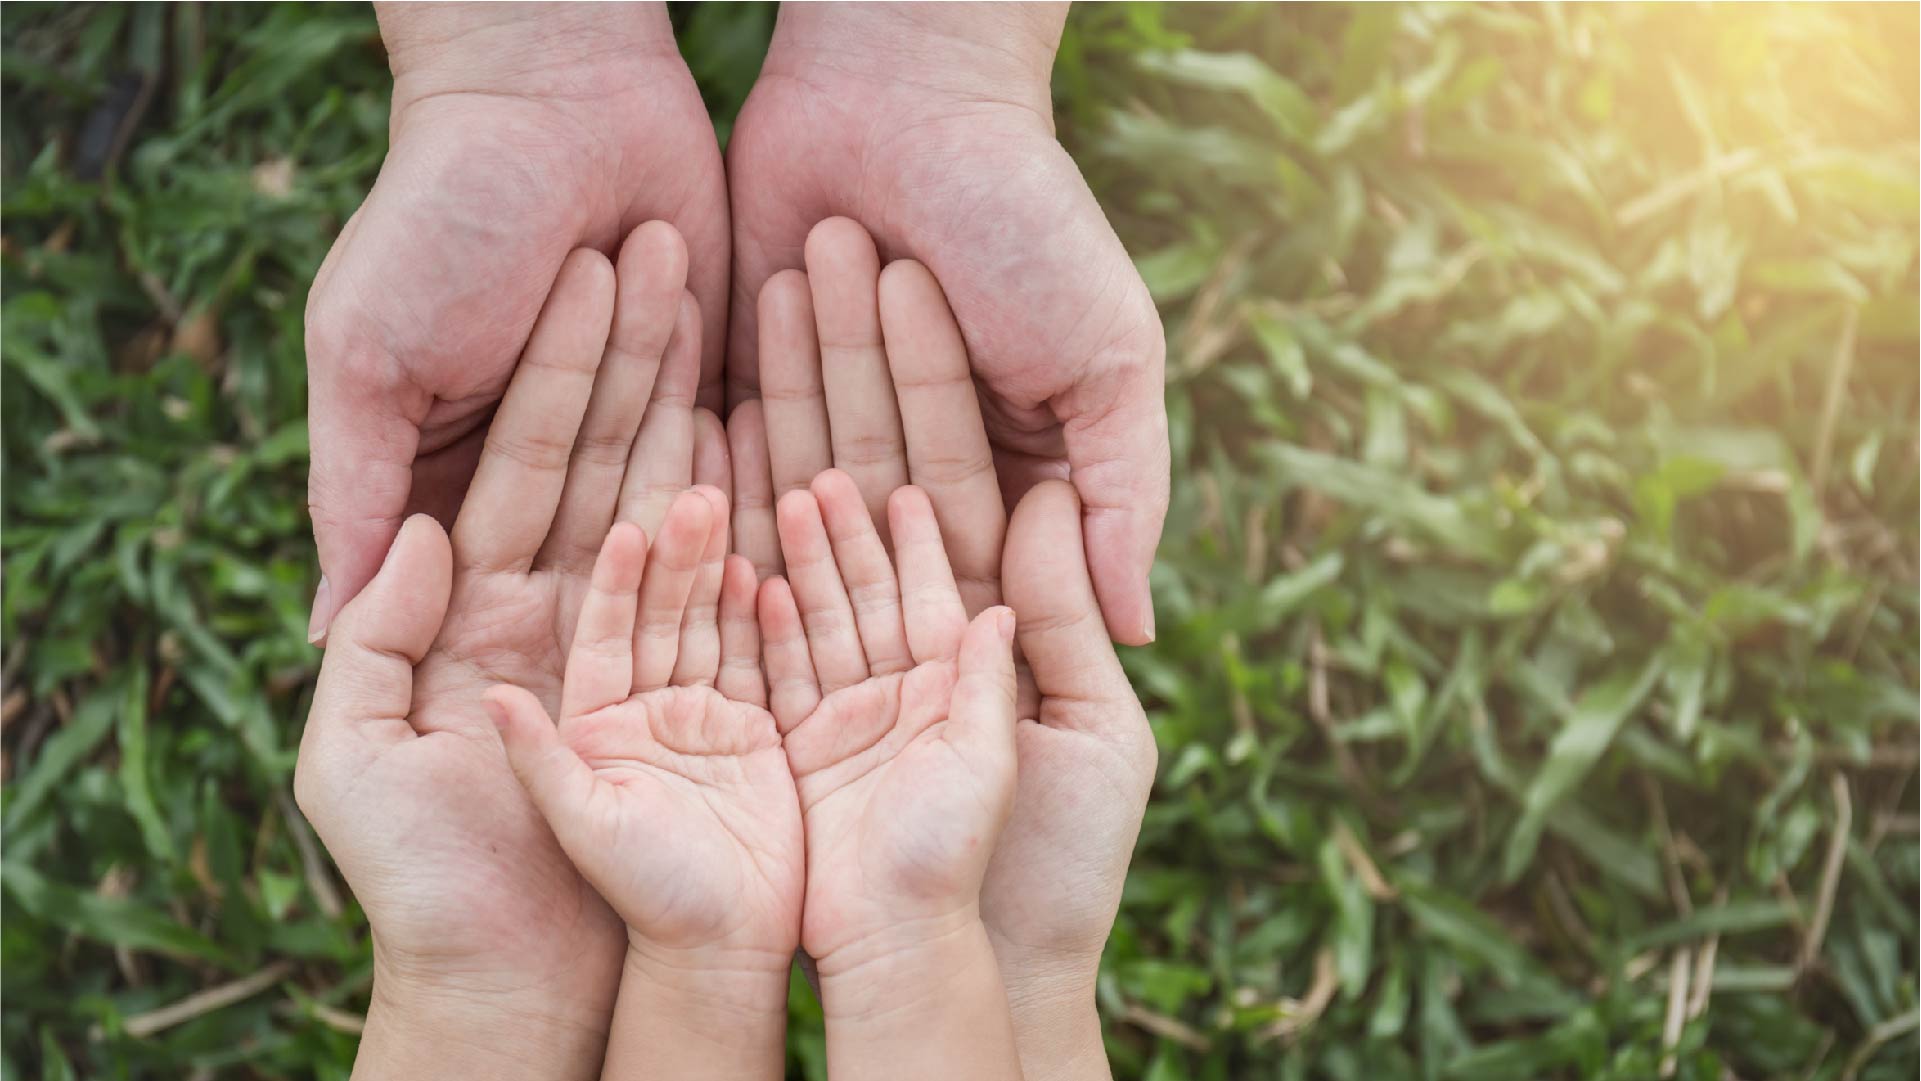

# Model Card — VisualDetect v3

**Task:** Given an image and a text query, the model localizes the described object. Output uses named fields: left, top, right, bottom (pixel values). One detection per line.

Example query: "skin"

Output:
left=729, top=222, right=1157, bottom=1081
left=296, top=226, right=729, bottom=1080
left=729, top=3, right=1169, bottom=645
left=489, top=496, right=800, bottom=1081
left=310, top=2, right=1169, bottom=654
left=762, top=472, right=1026, bottom=1081
left=305, top=2, right=728, bottom=640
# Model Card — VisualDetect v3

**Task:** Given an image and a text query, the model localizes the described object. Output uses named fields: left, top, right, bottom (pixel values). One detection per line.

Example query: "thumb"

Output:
left=303, top=514, right=452, bottom=767
left=305, top=333, right=428, bottom=646
left=1004, top=481, right=1152, bottom=762
left=485, top=685, right=598, bottom=843
left=1055, top=313, right=1169, bottom=647
left=948, top=606, right=1019, bottom=765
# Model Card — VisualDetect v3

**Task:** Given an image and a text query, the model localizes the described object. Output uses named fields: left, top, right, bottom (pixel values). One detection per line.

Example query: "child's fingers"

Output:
left=715, top=556, right=767, bottom=708
left=947, top=607, right=1019, bottom=767
left=878, top=259, right=1006, bottom=616
left=807, top=218, right=908, bottom=543
left=776, top=487, right=869, bottom=693
left=631, top=490, right=713, bottom=692
left=615, top=294, right=701, bottom=537
left=813, top=470, right=912, bottom=676
left=757, top=270, right=833, bottom=499
left=560, top=522, right=647, bottom=719
left=1004, top=481, right=1150, bottom=756
left=486, top=685, right=598, bottom=846
left=538, top=223, right=686, bottom=572
left=304, top=515, right=452, bottom=759
left=454, top=250, right=615, bottom=573
left=727, top=401, right=782, bottom=579
left=671, top=486, right=731, bottom=688
left=757, top=576, right=820, bottom=733
left=888, top=486, right=969, bottom=665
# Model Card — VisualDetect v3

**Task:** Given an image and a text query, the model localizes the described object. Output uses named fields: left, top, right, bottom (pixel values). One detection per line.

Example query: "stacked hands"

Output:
left=298, top=219, right=1157, bottom=1080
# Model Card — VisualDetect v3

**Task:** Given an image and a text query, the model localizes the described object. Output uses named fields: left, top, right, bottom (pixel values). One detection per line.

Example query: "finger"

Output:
left=775, top=487, right=868, bottom=693
left=726, top=400, right=782, bottom=579
left=486, top=685, right=598, bottom=847
left=878, top=259, right=1005, bottom=616
left=947, top=606, right=1018, bottom=767
left=715, top=555, right=767, bottom=708
left=757, top=576, right=819, bottom=733
left=757, top=270, right=832, bottom=498
left=806, top=218, right=908, bottom=540
left=887, top=486, right=969, bottom=665
left=559, top=522, right=648, bottom=719
left=1004, top=481, right=1149, bottom=749
left=1055, top=329, right=1169, bottom=645
left=671, top=486, right=731, bottom=688
left=305, top=515, right=453, bottom=759
left=453, top=249, right=616, bottom=572
left=812, top=470, right=911, bottom=675
left=539, top=222, right=687, bottom=571
left=632, top=489, right=714, bottom=692
left=305, top=362, right=423, bottom=644
left=616, top=293, right=702, bottom=536
left=693, top=408, right=732, bottom=520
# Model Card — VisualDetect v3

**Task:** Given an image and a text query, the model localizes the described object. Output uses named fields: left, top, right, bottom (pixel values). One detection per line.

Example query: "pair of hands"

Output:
left=304, top=2, right=1168, bottom=656
left=297, top=219, right=1156, bottom=1080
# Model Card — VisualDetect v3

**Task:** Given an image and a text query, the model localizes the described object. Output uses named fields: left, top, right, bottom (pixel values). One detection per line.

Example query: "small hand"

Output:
left=488, top=491, right=803, bottom=972
left=760, top=471, right=1019, bottom=970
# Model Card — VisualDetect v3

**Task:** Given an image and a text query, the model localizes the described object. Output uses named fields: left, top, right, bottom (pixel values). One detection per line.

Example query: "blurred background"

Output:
left=2, top=3, right=1916, bottom=1078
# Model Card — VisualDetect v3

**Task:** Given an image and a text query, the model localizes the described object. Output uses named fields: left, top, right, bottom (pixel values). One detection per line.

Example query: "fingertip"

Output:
left=776, top=487, right=820, bottom=535
left=723, top=553, right=759, bottom=596
left=804, top=217, right=879, bottom=274
left=758, top=269, right=813, bottom=326
left=887, top=484, right=934, bottom=528
left=620, top=220, right=689, bottom=286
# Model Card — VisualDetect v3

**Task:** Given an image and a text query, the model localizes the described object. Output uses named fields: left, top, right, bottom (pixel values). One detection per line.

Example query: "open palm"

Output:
left=491, top=494, right=803, bottom=965
left=758, top=472, right=1018, bottom=967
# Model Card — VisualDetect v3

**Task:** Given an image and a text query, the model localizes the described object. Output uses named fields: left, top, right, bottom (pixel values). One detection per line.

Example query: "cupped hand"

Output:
left=295, top=230, right=718, bottom=1045
left=487, top=490, right=803, bottom=971
left=306, top=4, right=729, bottom=638
left=726, top=7, right=1168, bottom=644
left=761, top=471, right=1019, bottom=970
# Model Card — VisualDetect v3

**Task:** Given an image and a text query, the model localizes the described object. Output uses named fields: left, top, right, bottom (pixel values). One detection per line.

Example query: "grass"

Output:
left=3, top=3, right=1917, bottom=1078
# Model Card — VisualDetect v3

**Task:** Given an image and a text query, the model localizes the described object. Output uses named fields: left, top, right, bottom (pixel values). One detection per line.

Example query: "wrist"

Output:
left=764, top=1, right=1065, bottom=112
left=354, top=973, right=609, bottom=1081
left=1002, top=971, right=1109, bottom=1081
left=815, top=907, right=999, bottom=1024
left=377, top=1, right=678, bottom=109
left=598, top=944, right=790, bottom=1080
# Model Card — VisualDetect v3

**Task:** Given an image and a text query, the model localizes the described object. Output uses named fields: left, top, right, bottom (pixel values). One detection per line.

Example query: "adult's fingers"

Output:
left=453, top=249, right=616, bottom=573
left=560, top=522, right=648, bottom=720
left=877, top=259, right=1005, bottom=617
left=302, top=515, right=453, bottom=768
left=539, top=222, right=687, bottom=571
left=616, top=294, right=703, bottom=536
left=1055, top=334, right=1170, bottom=646
left=806, top=218, right=908, bottom=539
left=726, top=400, right=782, bottom=579
left=757, top=270, right=833, bottom=498
left=1002, top=481, right=1149, bottom=763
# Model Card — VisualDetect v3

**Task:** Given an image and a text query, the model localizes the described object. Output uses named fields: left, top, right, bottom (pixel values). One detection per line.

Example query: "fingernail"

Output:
left=1141, top=597, right=1156, bottom=643
left=997, top=608, right=1016, bottom=643
left=307, top=576, right=331, bottom=645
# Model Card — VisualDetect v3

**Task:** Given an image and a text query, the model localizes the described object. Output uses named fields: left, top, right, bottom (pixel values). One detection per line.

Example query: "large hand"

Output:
left=726, top=4, right=1167, bottom=645
left=730, top=225, right=1154, bottom=1080
left=295, top=234, right=716, bottom=1078
left=306, top=3, right=728, bottom=639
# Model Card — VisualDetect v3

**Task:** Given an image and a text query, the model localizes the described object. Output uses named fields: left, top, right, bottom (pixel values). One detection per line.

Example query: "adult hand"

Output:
left=305, top=2, right=728, bottom=641
left=727, top=2, right=1168, bottom=644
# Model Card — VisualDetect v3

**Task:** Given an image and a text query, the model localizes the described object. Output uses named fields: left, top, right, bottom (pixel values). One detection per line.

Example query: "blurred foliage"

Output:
left=2, top=3, right=1915, bottom=1079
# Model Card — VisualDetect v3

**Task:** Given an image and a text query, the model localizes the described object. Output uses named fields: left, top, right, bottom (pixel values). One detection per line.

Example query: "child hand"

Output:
left=763, top=470, right=1018, bottom=971
left=486, top=490, right=804, bottom=982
